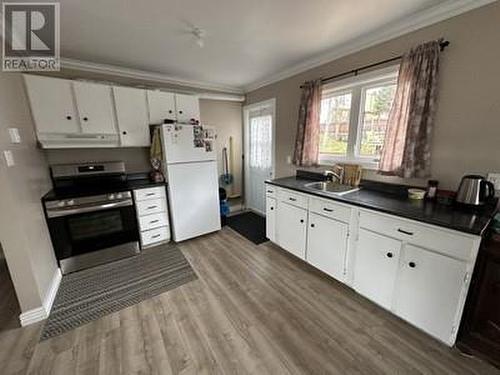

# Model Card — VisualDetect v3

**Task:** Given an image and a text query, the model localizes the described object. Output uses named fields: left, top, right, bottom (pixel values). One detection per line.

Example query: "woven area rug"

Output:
left=40, top=244, right=197, bottom=341
left=227, top=212, right=268, bottom=245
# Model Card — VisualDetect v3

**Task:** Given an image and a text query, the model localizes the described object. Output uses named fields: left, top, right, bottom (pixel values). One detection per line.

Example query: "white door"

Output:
left=244, top=99, right=275, bottom=215
left=353, top=229, right=401, bottom=310
left=73, top=81, right=116, bottom=134
left=24, top=75, right=80, bottom=134
left=113, top=86, right=150, bottom=147
left=166, top=161, right=221, bottom=242
left=147, top=90, right=176, bottom=124
left=307, top=213, right=348, bottom=281
left=394, top=245, right=467, bottom=343
left=265, top=197, right=277, bottom=242
left=175, top=94, right=200, bottom=123
left=276, top=202, right=307, bottom=259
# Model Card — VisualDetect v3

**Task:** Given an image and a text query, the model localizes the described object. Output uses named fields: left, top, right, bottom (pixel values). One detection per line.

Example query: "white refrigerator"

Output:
left=161, top=124, right=221, bottom=241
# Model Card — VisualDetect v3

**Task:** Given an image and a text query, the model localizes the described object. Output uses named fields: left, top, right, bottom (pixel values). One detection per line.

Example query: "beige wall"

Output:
left=200, top=99, right=243, bottom=197
left=245, top=2, right=500, bottom=190
left=0, top=72, right=59, bottom=312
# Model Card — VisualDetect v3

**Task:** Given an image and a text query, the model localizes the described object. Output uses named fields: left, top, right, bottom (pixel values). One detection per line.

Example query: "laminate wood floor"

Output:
left=1, top=227, right=498, bottom=374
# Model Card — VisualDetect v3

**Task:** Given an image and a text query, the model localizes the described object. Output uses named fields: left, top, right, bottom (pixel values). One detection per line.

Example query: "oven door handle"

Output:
left=46, top=199, right=133, bottom=218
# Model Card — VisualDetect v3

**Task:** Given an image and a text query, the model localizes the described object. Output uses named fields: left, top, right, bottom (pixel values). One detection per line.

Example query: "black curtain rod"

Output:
left=300, top=40, right=450, bottom=88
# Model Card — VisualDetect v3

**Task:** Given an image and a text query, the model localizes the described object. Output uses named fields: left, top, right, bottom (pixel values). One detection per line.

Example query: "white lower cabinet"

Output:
left=307, top=212, right=348, bottom=281
left=394, top=244, right=467, bottom=344
left=265, top=197, right=277, bottom=242
left=276, top=201, right=307, bottom=259
left=266, top=184, right=480, bottom=346
left=353, top=229, right=401, bottom=310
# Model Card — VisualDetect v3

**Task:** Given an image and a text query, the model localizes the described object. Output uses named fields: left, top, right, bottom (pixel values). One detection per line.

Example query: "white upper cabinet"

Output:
left=175, top=93, right=200, bottom=123
left=394, top=244, right=467, bottom=344
left=353, top=228, right=401, bottom=310
left=24, top=75, right=80, bottom=134
left=307, top=212, right=348, bottom=281
left=147, top=90, right=176, bottom=124
left=113, top=86, right=150, bottom=147
left=73, top=81, right=117, bottom=134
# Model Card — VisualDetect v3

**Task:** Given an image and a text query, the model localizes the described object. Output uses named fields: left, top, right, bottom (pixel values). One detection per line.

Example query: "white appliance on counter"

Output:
left=160, top=124, right=221, bottom=241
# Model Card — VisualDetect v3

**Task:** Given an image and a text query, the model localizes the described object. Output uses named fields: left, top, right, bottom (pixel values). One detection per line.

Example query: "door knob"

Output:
left=66, top=115, right=72, bottom=120
left=311, top=223, right=315, bottom=228
left=386, top=252, right=393, bottom=258
left=409, top=262, right=416, bottom=268
left=300, top=219, right=304, bottom=223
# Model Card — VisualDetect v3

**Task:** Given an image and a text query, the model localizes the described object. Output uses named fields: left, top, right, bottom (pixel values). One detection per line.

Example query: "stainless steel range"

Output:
left=44, top=162, right=140, bottom=274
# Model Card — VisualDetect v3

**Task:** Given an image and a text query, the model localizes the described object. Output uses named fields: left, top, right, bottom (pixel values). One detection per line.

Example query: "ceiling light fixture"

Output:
left=192, top=27, right=206, bottom=48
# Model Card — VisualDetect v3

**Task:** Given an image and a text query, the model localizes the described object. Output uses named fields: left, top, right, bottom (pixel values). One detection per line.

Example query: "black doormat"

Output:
left=227, top=211, right=268, bottom=245
left=40, top=244, right=197, bottom=341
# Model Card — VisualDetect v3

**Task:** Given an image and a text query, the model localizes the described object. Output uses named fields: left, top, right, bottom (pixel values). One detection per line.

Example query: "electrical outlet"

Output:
left=3, top=150, right=15, bottom=167
left=487, top=173, right=500, bottom=193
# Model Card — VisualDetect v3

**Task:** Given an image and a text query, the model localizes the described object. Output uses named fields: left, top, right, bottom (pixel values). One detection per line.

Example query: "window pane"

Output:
left=319, top=92, right=352, bottom=156
left=359, top=84, right=397, bottom=158
left=249, top=114, right=272, bottom=169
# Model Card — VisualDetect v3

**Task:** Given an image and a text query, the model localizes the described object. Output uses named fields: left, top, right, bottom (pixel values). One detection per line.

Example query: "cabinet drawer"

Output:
left=359, top=210, right=477, bottom=261
left=139, top=212, right=169, bottom=231
left=141, top=226, right=170, bottom=247
left=134, top=186, right=166, bottom=202
left=265, top=184, right=277, bottom=198
left=277, top=188, right=308, bottom=209
left=136, top=198, right=167, bottom=216
left=309, top=197, right=351, bottom=223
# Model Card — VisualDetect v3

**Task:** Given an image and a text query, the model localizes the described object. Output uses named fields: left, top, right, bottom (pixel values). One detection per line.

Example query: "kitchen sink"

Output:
left=304, top=181, right=360, bottom=196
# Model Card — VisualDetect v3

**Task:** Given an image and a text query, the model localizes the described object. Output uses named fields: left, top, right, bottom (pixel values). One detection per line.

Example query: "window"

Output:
left=319, top=66, right=398, bottom=167
left=249, top=113, right=272, bottom=169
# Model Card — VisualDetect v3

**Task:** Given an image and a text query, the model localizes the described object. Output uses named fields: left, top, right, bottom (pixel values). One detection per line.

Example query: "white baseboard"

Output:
left=19, top=268, right=62, bottom=327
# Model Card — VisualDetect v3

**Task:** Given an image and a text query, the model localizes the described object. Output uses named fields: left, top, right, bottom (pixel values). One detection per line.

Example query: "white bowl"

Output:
left=408, top=188, right=426, bottom=200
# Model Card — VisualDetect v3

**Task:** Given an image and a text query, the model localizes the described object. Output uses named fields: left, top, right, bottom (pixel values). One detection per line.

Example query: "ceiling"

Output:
left=21, top=0, right=494, bottom=92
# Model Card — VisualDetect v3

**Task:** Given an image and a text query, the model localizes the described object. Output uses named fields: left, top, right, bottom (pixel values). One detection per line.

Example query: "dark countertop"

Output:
left=43, top=175, right=166, bottom=201
left=267, top=176, right=498, bottom=236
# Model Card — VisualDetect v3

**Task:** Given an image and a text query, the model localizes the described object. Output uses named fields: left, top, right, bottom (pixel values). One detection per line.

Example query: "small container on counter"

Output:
left=426, top=180, right=439, bottom=200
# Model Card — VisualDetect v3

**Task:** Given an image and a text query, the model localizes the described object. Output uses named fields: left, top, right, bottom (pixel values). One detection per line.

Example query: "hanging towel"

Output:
left=150, top=127, right=164, bottom=182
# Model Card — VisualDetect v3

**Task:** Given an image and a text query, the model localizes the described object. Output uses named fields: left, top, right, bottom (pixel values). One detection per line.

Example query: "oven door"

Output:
left=46, top=197, right=139, bottom=273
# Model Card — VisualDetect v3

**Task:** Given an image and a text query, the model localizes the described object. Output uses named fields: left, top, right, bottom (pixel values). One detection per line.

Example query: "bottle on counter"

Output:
left=426, top=180, right=439, bottom=200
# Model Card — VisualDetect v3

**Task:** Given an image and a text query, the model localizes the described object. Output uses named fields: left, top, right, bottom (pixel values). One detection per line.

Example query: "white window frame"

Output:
left=319, top=65, right=399, bottom=169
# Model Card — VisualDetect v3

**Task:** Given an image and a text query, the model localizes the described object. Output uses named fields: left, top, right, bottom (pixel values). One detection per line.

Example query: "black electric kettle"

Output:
left=456, top=175, right=495, bottom=206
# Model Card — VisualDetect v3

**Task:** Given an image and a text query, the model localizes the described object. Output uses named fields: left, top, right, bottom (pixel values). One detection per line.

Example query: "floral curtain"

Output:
left=379, top=40, right=441, bottom=178
left=293, top=79, right=322, bottom=166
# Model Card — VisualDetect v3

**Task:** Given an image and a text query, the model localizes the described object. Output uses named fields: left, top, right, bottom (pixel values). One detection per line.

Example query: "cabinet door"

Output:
left=307, top=213, right=348, bottom=281
left=276, top=202, right=307, bottom=259
left=395, top=245, right=467, bottom=344
left=113, top=86, right=150, bottom=147
left=353, top=229, right=401, bottom=310
left=175, top=94, right=200, bottom=123
left=73, top=81, right=116, bottom=134
left=147, top=90, right=176, bottom=124
left=24, top=75, right=79, bottom=134
left=266, top=197, right=276, bottom=242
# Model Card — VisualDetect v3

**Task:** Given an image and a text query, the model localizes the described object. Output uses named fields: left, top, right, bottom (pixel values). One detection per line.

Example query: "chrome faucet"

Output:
left=323, top=167, right=344, bottom=183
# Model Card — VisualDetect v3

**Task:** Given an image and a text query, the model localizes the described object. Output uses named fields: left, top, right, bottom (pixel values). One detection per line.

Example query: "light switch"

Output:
left=8, top=128, right=21, bottom=144
left=3, top=150, right=15, bottom=167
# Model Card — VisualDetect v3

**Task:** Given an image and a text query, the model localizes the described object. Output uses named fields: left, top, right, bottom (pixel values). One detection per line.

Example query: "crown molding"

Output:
left=244, top=0, right=498, bottom=92
left=197, top=92, right=245, bottom=102
left=61, top=57, right=245, bottom=95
